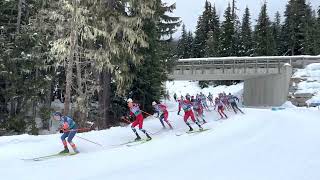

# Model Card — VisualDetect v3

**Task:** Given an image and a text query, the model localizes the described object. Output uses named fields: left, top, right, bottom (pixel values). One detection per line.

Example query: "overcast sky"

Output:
left=163, top=0, right=320, bottom=38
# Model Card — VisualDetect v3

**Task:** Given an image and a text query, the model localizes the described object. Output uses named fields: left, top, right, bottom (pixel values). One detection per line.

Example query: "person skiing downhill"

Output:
left=152, top=101, right=173, bottom=129
left=228, top=93, right=244, bottom=114
left=214, top=97, right=228, bottom=119
left=123, top=98, right=152, bottom=141
left=178, top=95, right=203, bottom=131
left=52, top=112, right=80, bottom=154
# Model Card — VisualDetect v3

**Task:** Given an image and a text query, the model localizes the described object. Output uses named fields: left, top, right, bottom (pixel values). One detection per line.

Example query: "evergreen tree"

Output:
left=231, top=0, right=242, bottom=56
left=239, top=7, right=253, bottom=56
left=0, top=0, right=53, bottom=133
left=205, top=30, right=219, bottom=57
left=282, top=0, right=311, bottom=55
left=130, top=1, right=180, bottom=113
left=193, top=1, right=213, bottom=58
left=253, top=3, right=276, bottom=56
left=272, top=11, right=282, bottom=55
left=177, top=24, right=188, bottom=58
left=219, top=3, right=236, bottom=57
left=304, top=4, right=317, bottom=55
left=315, top=7, right=320, bottom=54
left=204, top=5, right=220, bottom=57
left=186, top=31, right=194, bottom=58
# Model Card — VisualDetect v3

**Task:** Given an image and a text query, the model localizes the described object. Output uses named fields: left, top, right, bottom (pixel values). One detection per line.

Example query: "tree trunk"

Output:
left=16, top=0, right=23, bottom=34
left=74, top=49, right=87, bottom=127
left=64, top=0, right=78, bottom=115
left=98, top=69, right=112, bottom=129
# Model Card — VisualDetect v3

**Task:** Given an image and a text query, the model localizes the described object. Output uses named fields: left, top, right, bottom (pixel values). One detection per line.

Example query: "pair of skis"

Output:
left=115, top=138, right=152, bottom=147
left=175, top=128, right=210, bottom=136
left=22, top=152, right=78, bottom=161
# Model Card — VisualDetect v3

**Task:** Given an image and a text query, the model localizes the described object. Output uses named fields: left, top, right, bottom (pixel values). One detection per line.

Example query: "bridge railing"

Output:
left=172, top=56, right=320, bottom=76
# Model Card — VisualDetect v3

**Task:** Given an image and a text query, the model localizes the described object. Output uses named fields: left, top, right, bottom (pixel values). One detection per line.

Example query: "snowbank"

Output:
left=165, top=81, right=243, bottom=98
left=292, top=63, right=320, bottom=106
left=293, top=63, right=320, bottom=79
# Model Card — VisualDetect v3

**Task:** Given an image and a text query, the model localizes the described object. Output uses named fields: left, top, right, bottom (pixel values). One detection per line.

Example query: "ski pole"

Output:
left=64, top=127, right=92, bottom=132
left=76, top=135, right=103, bottom=147
left=141, top=110, right=153, bottom=116
left=120, top=117, right=132, bottom=124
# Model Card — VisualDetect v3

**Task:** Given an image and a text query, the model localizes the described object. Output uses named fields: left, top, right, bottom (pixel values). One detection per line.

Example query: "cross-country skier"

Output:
left=200, top=92, right=209, bottom=110
left=173, top=93, right=177, bottom=102
left=228, top=93, right=244, bottom=114
left=178, top=95, right=203, bottom=131
left=221, top=92, right=231, bottom=110
left=52, top=112, right=80, bottom=154
left=152, top=101, right=173, bottom=129
left=191, top=97, right=207, bottom=124
left=208, top=92, right=214, bottom=106
left=123, top=98, right=151, bottom=141
left=214, top=97, right=228, bottom=119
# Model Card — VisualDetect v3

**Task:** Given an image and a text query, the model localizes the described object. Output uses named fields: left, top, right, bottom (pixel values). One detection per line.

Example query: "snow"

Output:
left=293, top=63, right=320, bottom=79
left=1, top=81, right=320, bottom=180
left=293, top=63, right=320, bottom=105
left=166, top=80, right=243, bottom=100
left=280, top=101, right=297, bottom=108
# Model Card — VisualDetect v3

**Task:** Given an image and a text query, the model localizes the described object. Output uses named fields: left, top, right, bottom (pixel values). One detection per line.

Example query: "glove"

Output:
left=59, top=129, right=63, bottom=133
left=177, top=110, right=180, bottom=115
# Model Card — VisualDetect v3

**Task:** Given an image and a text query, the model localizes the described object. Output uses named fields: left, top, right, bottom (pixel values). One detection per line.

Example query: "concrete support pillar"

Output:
left=243, top=64, right=292, bottom=107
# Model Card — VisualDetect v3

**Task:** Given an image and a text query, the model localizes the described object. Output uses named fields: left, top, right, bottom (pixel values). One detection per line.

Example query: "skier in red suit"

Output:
left=178, top=95, right=203, bottom=131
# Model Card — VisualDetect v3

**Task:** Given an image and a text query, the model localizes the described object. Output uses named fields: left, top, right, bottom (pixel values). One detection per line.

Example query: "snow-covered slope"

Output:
left=1, top=82, right=320, bottom=180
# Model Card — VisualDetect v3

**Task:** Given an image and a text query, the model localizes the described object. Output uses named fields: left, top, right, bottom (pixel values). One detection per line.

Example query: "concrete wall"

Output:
left=243, top=64, right=292, bottom=106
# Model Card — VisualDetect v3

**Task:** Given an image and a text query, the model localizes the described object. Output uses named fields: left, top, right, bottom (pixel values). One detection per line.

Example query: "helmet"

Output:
left=152, top=101, right=157, bottom=106
left=127, top=98, right=133, bottom=103
left=53, top=111, right=62, bottom=117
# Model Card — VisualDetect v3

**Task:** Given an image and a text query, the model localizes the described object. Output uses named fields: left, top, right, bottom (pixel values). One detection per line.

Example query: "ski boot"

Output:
left=134, top=136, right=141, bottom=141
left=146, top=133, right=152, bottom=141
left=189, top=126, right=193, bottom=131
left=59, top=147, right=69, bottom=154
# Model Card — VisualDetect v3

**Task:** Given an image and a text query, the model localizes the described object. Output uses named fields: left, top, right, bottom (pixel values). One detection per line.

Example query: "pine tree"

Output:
left=315, top=7, right=320, bottom=54
left=272, top=11, right=282, bottom=55
left=186, top=31, right=194, bottom=58
left=253, top=3, right=276, bottom=56
left=219, top=3, right=236, bottom=57
left=0, top=0, right=53, bottom=133
left=204, top=5, right=220, bottom=57
left=282, top=0, right=311, bottom=55
left=193, top=1, right=213, bottom=58
left=205, top=30, right=219, bottom=57
left=304, top=4, right=317, bottom=55
left=177, top=24, right=188, bottom=58
left=130, top=0, right=180, bottom=113
left=239, top=7, right=253, bottom=56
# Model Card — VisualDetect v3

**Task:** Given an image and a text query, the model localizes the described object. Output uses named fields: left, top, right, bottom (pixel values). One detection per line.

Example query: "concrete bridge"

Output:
left=169, top=56, right=320, bottom=107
